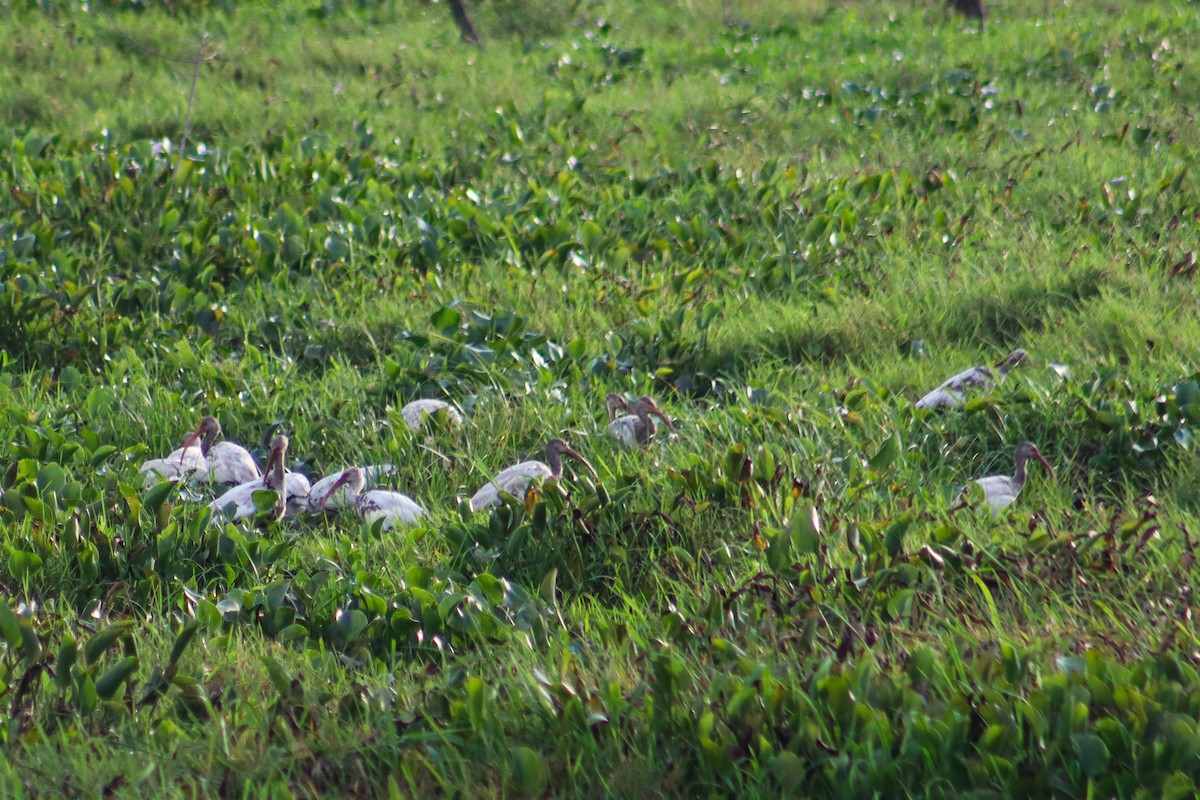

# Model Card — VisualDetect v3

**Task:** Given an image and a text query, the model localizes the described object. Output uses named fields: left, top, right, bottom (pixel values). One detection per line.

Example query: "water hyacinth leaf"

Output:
left=790, top=504, right=822, bottom=556
left=95, top=656, right=140, bottom=700
left=869, top=433, right=902, bottom=472
left=765, top=526, right=792, bottom=573
left=56, top=634, right=78, bottom=688
left=1072, top=733, right=1110, bottom=777
left=143, top=479, right=179, bottom=515
left=431, top=306, right=461, bottom=334
left=168, top=620, right=202, bottom=667
left=36, top=463, right=66, bottom=495
left=884, top=515, right=916, bottom=557
left=261, top=655, right=294, bottom=697
left=251, top=489, right=279, bottom=514
left=509, top=746, right=546, bottom=796
left=19, top=624, right=42, bottom=662
left=78, top=674, right=99, bottom=716
left=7, top=548, right=42, bottom=581
left=85, top=621, right=136, bottom=664
left=772, top=751, right=806, bottom=791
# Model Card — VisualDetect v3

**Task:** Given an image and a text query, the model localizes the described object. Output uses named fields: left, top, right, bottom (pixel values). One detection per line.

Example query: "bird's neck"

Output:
left=1012, top=455, right=1028, bottom=488
left=547, top=451, right=563, bottom=478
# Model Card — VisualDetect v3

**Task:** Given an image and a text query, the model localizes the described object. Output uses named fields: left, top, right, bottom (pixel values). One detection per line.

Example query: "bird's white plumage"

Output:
left=281, top=472, right=311, bottom=518
left=469, top=460, right=553, bottom=512
left=308, top=468, right=357, bottom=512
left=206, top=441, right=261, bottom=486
left=358, top=489, right=426, bottom=530
left=607, top=416, right=641, bottom=448
left=974, top=475, right=1018, bottom=513
left=140, top=441, right=208, bottom=488
left=400, top=399, right=462, bottom=431
left=916, top=365, right=996, bottom=410
left=207, top=478, right=274, bottom=521
left=310, top=467, right=424, bottom=529
left=916, top=349, right=1026, bottom=410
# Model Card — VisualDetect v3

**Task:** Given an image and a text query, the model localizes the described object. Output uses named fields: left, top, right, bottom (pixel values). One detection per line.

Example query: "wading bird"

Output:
left=916, top=348, right=1027, bottom=410
left=971, top=441, right=1054, bottom=513
left=400, top=399, right=463, bottom=431
left=608, top=396, right=676, bottom=448
left=313, top=467, right=426, bottom=530
left=207, top=434, right=290, bottom=524
left=469, top=438, right=597, bottom=512
left=140, top=433, right=208, bottom=488
left=194, top=416, right=261, bottom=486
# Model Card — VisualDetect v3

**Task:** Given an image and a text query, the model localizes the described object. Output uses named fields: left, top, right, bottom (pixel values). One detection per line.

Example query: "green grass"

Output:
left=1, top=0, right=1200, bottom=796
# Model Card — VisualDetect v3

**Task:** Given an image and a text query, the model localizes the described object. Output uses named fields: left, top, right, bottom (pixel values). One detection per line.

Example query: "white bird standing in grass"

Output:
left=400, top=399, right=463, bottom=431
left=312, top=467, right=426, bottom=530
left=972, top=441, right=1055, bottom=513
left=916, top=348, right=1027, bottom=410
left=608, top=395, right=676, bottom=448
left=193, top=415, right=261, bottom=486
left=207, top=434, right=290, bottom=524
left=469, top=438, right=597, bottom=512
left=139, top=432, right=209, bottom=488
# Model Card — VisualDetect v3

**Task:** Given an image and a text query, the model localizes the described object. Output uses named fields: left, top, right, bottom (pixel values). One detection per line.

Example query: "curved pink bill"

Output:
left=648, top=404, right=677, bottom=433
left=177, top=431, right=202, bottom=464
left=562, top=446, right=598, bottom=478
left=320, top=470, right=355, bottom=509
left=1032, top=449, right=1055, bottom=479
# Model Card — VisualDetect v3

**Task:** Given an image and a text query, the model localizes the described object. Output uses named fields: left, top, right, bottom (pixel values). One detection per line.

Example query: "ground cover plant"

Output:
left=1, top=0, right=1199, bottom=796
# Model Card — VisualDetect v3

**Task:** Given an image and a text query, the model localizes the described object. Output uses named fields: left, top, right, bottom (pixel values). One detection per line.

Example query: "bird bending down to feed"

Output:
left=312, top=467, right=426, bottom=530
left=469, top=439, right=597, bottom=512
left=608, top=396, right=676, bottom=448
left=916, top=348, right=1027, bottom=410
left=400, top=399, right=463, bottom=431
left=604, top=393, right=632, bottom=422
left=972, top=441, right=1054, bottom=514
left=194, top=416, right=261, bottom=486
left=207, top=434, right=291, bottom=524
left=139, top=433, right=209, bottom=488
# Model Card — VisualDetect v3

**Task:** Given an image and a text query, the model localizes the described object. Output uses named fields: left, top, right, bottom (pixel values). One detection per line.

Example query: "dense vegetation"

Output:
left=1, top=0, right=1199, bottom=796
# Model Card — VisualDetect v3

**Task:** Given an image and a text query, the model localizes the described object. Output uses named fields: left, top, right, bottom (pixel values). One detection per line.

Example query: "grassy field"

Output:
left=1, top=0, right=1200, bottom=796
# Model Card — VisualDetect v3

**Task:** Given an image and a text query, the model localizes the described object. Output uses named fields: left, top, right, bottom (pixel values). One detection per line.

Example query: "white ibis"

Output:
left=400, top=399, right=463, bottom=431
left=916, top=348, right=1027, bottom=410
left=139, top=432, right=209, bottom=488
left=972, top=441, right=1054, bottom=513
left=207, top=434, right=290, bottom=524
left=608, top=395, right=676, bottom=448
left=312, top=467, right=426, bottom=530
left=194, top=416, right=261, bottom=486
left=469, top=438, right=597, bottom=512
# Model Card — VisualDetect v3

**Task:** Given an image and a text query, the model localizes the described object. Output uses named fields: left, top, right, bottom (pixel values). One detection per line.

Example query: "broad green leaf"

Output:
left=510, top=746, right=546, bottom=796
left=869, top=432, right=901, bottom=471
left=168, top=620, right=201, bottom=666
left=84, top=620, right=136, bottom=664
left=8, top=549, right=43, bottom=581
left=95, top=656, right=139, bottom=700
left=1071, top=733, right=1109, bottom=778
left=790, top=504, right=822, bottom=556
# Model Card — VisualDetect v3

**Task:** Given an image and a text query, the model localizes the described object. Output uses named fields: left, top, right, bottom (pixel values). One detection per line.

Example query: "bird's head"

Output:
left=547, top=438, right=597, bottom=478
left=605, top=393, right=633, bottom=420
left=637, top=396, right=676, bottom=433
left=320, top=467, right=365, bottom=510
left=1015, top=441, right=1054, bottom=478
